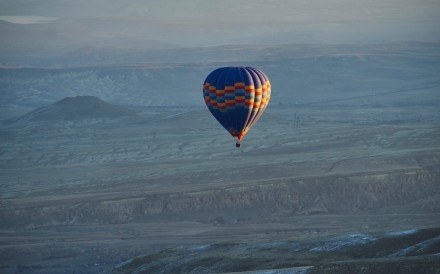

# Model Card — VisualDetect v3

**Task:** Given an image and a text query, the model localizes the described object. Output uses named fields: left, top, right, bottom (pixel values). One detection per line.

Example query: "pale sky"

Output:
left=1, top=0, right=439, bottom=58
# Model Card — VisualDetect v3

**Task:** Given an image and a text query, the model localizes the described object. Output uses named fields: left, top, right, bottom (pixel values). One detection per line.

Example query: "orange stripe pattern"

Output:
left=202, top=67, right=271, bottom=141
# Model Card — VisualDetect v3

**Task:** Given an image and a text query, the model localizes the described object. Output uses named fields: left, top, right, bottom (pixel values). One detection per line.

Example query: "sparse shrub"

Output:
left=209, top=215, right=226, bottom=225
left=215, top=215, right=226, bottom=224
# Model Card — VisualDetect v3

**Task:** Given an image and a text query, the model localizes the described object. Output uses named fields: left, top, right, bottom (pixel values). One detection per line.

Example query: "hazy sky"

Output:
left=1, top=0, right=439, bottom=59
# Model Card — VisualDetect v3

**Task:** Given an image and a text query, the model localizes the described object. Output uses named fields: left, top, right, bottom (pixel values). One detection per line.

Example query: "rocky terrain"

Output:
left=0, top=42, right=439, bottom=273
left=113, top=227, right=440, bottom=274
left=1, top=95, right=439, bottom=273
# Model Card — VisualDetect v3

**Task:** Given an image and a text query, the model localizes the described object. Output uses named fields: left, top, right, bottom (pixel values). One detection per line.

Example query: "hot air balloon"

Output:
left=202, top=66, right=271, bottom=147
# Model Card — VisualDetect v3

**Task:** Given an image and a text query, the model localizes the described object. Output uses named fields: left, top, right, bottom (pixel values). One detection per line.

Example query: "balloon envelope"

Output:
left=202, top=66, right=271, bottom=141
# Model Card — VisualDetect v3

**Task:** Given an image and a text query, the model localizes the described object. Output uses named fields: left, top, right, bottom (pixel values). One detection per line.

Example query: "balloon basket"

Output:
left=236, top=142, right=241, bottom=148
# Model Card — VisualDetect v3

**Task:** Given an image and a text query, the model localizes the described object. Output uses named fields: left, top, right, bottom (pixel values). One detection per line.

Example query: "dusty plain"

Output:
left=1, top=42, right=440, bottom=273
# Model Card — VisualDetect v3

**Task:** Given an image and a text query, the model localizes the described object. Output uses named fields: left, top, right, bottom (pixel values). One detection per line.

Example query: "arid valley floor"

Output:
left=1, top=100, right=440, bottom=273
left=1, top=42, right=440, bottom=273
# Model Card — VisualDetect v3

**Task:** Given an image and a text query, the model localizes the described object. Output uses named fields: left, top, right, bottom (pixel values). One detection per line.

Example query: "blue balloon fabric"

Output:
left=202, top=66, right=271, bottom=142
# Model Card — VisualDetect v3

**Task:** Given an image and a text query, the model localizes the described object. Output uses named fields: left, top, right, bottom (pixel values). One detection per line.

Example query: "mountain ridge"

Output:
left=6, top=95, right=137, bottom=124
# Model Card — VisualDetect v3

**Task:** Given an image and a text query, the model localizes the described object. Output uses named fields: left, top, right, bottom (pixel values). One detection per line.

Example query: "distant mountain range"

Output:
left=7, top=96, right=137, bottom=124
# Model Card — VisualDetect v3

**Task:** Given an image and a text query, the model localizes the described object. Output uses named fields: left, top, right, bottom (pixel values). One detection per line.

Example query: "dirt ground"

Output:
left=1, top=102, right=439, bottom=273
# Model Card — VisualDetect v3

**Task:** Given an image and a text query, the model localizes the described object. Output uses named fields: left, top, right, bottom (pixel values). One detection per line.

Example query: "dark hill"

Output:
left=11, top=96, right=137, bottom=123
